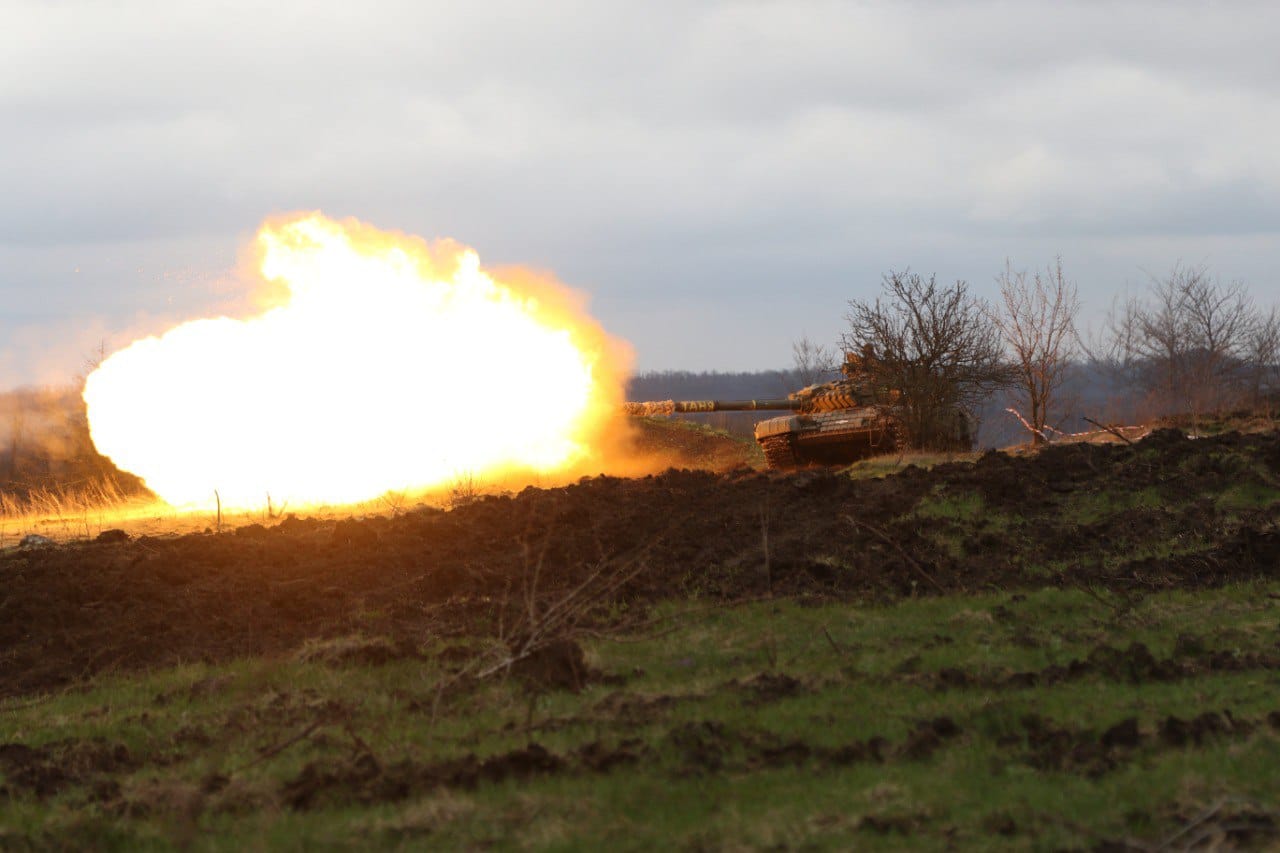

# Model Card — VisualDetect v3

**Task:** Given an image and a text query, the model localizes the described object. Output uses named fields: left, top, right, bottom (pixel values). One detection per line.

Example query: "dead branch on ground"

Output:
left=1083, top=417, right=1135, bottom=445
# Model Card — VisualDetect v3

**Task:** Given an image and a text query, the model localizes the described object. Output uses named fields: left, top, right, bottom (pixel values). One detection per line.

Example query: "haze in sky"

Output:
left=3, top=0, right=1278, bottom=386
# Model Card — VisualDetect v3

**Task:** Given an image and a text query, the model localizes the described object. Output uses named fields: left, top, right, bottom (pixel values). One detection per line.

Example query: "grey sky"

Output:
left=3, top=0, right=1279, bottom=385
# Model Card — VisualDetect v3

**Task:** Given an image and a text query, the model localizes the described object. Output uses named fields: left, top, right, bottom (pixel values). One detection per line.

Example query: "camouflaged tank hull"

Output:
left=753, top=407, right=901, bottom=469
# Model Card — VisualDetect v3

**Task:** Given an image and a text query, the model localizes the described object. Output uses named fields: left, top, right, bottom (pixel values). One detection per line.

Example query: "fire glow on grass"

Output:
left=83, top=213, right=626, bottom=510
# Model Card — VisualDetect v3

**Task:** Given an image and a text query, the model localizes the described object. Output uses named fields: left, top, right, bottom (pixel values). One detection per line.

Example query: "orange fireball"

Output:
left=83, top=213, right=626, bottom=509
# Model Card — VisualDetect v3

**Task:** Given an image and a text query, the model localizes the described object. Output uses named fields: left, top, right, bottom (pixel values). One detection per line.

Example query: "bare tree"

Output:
left=1099, top=264, right=1257, bottom=423
left=1084, top=292, right=1146, bottom=421
left=1132, top=270, right=1191, bottom=409
left=1246, top=307, right=1280, bottom=418
left=843, top=271, right=1013, bottom=450
left=992, top=257, right=1081, bottom=443
left=791, top=335, right=837, bottom=386
left=1179, top=270, right=1253, bottom=418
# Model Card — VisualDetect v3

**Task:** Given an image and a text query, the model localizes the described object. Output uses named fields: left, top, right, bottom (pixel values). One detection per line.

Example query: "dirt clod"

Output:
left=1100, top=718, right=1141, bottom=749
left=510, top=639, right=591, bottom=692
left=734, top=672, right=805, bottom=703
left=898, top=717, right=962, bottom=760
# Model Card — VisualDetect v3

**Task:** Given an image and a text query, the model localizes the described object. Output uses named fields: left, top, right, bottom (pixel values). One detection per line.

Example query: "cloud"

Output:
left=1, top=0, right=1279, bottom=374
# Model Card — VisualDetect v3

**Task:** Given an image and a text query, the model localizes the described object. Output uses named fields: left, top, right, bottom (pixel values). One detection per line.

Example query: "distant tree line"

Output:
left=626, top=369, right=822, bottom=402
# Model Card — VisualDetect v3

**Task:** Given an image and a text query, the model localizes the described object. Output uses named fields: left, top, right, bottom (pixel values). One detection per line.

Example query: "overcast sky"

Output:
left=3, top=0, right=1279, bottom=385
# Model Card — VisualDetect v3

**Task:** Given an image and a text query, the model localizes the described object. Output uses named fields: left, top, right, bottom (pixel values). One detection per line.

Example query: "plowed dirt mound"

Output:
left=2, top=428, right=1279, bottom=698
left=625, top=418, right=761, bottom=471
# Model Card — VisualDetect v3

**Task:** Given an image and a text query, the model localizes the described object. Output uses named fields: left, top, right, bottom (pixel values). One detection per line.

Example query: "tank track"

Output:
left=759, top=434, right=800, bottom=469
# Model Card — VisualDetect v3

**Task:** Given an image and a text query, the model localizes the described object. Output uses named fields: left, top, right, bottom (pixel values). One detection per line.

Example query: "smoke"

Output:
left=0, top=385, right=147, bottom=509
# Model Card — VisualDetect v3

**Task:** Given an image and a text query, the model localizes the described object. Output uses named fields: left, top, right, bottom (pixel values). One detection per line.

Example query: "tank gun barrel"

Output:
left=622, top=399, right=802, bottom=417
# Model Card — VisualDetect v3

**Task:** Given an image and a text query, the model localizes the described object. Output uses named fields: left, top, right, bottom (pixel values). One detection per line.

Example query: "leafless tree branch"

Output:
left=842, top=270, right=1012, bottom=449
left=791, top=336, right=838, bottom=386
left=992, top=257, right=1081, bottom=444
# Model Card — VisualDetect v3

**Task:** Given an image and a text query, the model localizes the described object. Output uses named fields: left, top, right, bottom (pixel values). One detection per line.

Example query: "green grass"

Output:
left=1216, top=480, right=1280, bottom=513
left=914, top=488, right=987, bottom=523
left=909, top=487, right=1013, bottom=558
left=1059, top=485, right=1170, bottom=525
left=4, top=584, right=1280, bottom=850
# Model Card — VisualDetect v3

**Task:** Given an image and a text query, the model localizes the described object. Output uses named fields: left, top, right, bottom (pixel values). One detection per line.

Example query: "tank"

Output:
left=624, top=351, right=937, bottom=469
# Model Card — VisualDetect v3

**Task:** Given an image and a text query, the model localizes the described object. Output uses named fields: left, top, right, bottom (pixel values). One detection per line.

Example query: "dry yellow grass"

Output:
left=0, top=480, right=486, bottom=547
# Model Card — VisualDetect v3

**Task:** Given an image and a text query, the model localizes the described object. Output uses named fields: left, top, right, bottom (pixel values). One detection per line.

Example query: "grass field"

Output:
left=3, top=583, right=1280, bottom=850
left=3, top=423, right=1280, bottom=849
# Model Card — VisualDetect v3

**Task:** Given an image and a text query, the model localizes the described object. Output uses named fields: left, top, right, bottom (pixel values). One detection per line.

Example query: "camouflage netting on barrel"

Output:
left=622, top=400, right=677, bottom=416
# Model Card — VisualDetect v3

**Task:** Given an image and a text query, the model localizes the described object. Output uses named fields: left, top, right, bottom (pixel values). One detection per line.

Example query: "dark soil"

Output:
left=0, top=738, right=135, bottom=798
left=931, top=640, right=1280, bottom=691
left=2, top=428, right=1280, bottom=698
left=276, top=712, right=962, bottom=812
